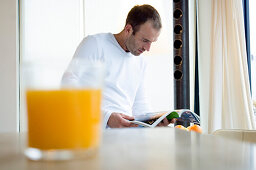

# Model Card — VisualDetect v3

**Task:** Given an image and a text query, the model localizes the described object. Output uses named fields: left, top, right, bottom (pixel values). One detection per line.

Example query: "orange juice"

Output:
left=26, top=89, right=101, bottom=150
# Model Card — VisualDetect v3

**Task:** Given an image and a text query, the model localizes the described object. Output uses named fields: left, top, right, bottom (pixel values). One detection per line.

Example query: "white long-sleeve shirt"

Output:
left=62, top=33, right=152, bottom=128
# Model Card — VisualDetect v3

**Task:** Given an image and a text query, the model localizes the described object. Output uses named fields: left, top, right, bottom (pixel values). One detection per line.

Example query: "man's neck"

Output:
left=114, top=32, right=129, bottom=52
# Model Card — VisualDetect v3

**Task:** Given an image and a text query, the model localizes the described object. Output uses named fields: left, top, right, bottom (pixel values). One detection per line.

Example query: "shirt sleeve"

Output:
left=102, top=110, right=113, bottom=129
left=132, top=60, right=152, bottom=115
left=61, top=35, right=101, bottom=87
left=61, top=35, right=112, bottom=128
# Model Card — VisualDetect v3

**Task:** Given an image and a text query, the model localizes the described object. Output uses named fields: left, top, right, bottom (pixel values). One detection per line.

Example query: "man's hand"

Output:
left=156, top=117, right=172, bottom=127
left=107, top=113, right=138, bottom=128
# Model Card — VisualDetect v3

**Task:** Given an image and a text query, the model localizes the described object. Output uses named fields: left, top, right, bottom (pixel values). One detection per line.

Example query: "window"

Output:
left=20, top=0, right=173, bottom=131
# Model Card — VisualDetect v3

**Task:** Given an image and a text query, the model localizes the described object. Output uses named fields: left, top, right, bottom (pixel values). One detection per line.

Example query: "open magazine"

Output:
left=130, top=109, right=200, bottom=128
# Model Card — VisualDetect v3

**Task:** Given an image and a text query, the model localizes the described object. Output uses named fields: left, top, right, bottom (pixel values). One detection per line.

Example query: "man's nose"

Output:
left=144, top=43, right=151, bottom=51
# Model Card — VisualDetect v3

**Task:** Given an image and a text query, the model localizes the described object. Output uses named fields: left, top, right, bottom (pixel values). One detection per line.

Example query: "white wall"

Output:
left=0, top=0, right=19, bottom=132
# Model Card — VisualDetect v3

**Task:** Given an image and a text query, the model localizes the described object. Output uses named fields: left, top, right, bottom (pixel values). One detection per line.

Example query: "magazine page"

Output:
left=150, top=111, right=174, bottom=127
left=129, top=109, right=200, bottom=128
left=130, top=111, right=172, bottom=128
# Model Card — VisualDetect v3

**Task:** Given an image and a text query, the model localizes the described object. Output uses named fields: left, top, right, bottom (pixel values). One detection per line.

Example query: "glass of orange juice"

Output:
left=23, top=59, right=104, bottom=161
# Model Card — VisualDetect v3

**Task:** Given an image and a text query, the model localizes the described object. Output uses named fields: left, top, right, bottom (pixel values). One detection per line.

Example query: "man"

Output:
left=62, top=4, right=168, bottom=128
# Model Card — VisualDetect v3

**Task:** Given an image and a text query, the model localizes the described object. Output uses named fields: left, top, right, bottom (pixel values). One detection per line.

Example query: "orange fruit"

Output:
left=175, top=125, right=188, bottom=131
left=187, top=124, right=202, bottom=134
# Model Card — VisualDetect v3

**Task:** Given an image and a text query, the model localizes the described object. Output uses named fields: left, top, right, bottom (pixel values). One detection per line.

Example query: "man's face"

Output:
left=125, top=21, right=160, bottom=56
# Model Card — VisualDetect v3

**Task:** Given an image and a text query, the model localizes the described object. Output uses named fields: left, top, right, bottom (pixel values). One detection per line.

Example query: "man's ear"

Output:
left=124, top=24, right=133, bottom=35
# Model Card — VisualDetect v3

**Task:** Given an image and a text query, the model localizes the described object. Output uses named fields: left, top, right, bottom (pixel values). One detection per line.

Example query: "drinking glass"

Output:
left=23, top=59, right=104, bottom=161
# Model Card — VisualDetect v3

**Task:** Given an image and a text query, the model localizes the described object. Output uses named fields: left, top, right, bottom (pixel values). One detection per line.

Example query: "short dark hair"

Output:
left=125, top=4, right=162, bottom=35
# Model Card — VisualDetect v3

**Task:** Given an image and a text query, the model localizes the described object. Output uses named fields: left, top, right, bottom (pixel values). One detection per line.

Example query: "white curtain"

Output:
left=198, top=0, right=255, bottom=133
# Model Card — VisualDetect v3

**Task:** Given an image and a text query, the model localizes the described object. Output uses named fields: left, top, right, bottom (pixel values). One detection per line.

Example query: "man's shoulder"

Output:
left=86, top=33, right=112, bottom=41
left=80, top=33, right=113, bottom=47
